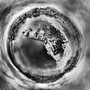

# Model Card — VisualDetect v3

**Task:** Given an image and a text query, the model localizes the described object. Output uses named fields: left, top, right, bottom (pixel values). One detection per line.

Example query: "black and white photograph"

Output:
left=0, top=0, right=90, bottom=90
